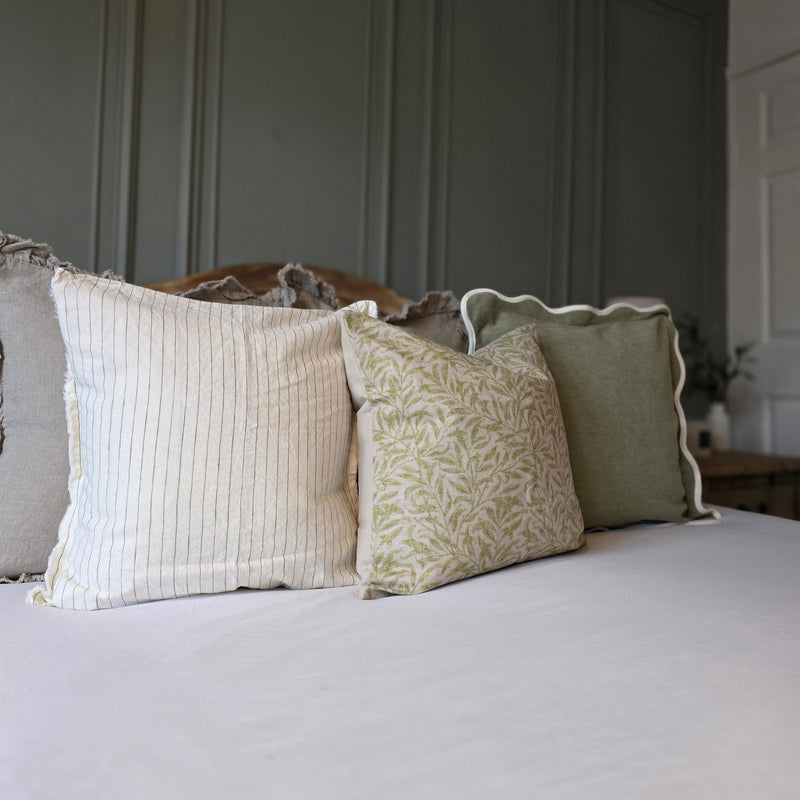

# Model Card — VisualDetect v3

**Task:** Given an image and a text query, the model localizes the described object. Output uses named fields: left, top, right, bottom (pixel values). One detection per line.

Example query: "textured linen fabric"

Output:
left=30, top=269, right=374, bottom=610
left=4, top=509, right=800, bottom=800
left=341, top=314, right=584, bottom=599
left=0, top=232, right=121, bottom=578
left=462, top=289, right=715, bottom=529
left=176, top=263, right=340, bottom=309
left=177, top=274, right=287, bottom=306
left=383, top=290, right=468, bottom=352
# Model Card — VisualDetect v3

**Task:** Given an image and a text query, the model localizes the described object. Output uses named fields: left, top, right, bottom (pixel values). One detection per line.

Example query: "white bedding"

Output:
left=3, top=508, right=799, bottom=799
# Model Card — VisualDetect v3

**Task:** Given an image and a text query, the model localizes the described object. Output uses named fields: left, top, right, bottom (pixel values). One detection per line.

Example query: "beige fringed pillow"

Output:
left=31, top=269, right=375, bottom=610
left=341, top=314, right=584, bottom=599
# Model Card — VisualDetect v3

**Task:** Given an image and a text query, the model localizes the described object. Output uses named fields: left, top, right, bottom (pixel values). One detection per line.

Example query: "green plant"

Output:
left=676, top=314, right=756, bottom=404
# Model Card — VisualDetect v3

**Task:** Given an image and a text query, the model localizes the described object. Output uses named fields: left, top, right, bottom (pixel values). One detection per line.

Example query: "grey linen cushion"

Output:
left=383, top=291, right=468, bottom=352
left=288, top=273, right=470, bottom=352
left=0, top=232, right=121, bottom=579
left=278, top=263, right=339, bottom=309
left=181, top=266, right=468, bottom=351
left=178, top=274, right=287, bottom=306
left=177, top=264, right=340, bottom=310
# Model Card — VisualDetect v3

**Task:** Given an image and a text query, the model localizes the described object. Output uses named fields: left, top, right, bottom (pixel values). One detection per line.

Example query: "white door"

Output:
left=729, top=51, right=800, bottom=455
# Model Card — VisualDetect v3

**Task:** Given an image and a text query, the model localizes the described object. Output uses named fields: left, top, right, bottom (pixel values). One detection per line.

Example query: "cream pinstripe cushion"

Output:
left=30, top=269, right=374, bottom=610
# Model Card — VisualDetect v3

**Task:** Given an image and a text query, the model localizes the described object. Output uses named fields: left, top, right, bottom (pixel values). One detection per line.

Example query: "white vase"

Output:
left=707, top=401, right=730, bottom=452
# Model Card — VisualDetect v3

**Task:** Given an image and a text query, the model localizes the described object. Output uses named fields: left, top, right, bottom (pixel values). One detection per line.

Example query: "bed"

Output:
left=3, top=508, right=800, bottom=799
left=2, top=237, right=800, bottom=798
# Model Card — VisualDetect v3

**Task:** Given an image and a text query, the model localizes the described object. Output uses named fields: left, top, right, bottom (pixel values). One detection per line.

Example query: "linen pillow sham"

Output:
left=0, top=232, right=121, bottom=580
left=30, top=269, right=376, bottom=610
left=461, top=289, right=717, bottom=529
left=341, top=314, right=584, bottom=600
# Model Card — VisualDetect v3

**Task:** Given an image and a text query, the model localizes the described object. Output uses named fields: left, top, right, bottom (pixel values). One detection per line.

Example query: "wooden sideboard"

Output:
left=695, top=451, right=800, bottom=521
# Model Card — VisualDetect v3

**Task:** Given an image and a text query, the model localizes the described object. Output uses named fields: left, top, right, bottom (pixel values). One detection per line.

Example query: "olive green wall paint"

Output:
left=0, top=0, right=727, bottom=323
left=0, top=0, right=104, bottom=271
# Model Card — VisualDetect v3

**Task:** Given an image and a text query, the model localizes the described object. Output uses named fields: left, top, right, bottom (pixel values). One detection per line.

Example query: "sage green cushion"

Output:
left=462, top=289, right=714, bottom=529
left=341, top=314, right=584, bottom=599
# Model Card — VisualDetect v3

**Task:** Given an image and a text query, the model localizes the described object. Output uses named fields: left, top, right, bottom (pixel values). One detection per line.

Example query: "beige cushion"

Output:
left=341, top=314, right=584, bottom=599
left=31, top=269, right=375, bottom=610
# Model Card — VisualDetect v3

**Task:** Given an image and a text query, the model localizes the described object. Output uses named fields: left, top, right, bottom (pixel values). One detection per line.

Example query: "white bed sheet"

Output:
left=2, top=508, right=800, bottom=800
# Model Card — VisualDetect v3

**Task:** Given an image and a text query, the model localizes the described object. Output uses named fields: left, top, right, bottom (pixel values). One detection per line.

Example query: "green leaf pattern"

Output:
left=343, top=315, right=584, bottom=598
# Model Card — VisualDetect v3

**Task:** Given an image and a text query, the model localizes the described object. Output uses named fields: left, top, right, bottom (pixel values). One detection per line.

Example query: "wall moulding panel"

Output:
left=94, top=0, right=144, bottom=282
left=0, top=1, right=106, bottom=269
left=770, top=396, right=800, bottom=454
left=762, top=80, right=800, bottom=145
left=766, top=168, right=800, bottom=337
left=358, top=0, right=397, bottom=285
left=596, top=0, right=726, bottom=325
left=421, top=0, right=453, bottom=296
left=436, top=0, right=579, bottom=300
left=547, top=0, right=579, bottom=308
left=175, top=0, right=225, bottom=279
left=1, top=0, right=727, bottom=318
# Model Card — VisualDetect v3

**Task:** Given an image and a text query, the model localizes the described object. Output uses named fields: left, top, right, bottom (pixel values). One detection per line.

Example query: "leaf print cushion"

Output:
left=341, top=313, right=584, bottom=599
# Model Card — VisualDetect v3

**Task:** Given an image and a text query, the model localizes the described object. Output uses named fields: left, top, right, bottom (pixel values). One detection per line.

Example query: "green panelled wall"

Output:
left=0, top=0, right=727, bottom=323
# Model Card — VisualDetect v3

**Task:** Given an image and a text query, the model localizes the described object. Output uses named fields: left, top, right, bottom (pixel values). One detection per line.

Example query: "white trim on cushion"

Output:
left=461, top=288, right=671, bottom=354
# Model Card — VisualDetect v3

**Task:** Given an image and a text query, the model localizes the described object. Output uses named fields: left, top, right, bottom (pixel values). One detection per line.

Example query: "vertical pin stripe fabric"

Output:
left=31, top=269, right=366, bottom=610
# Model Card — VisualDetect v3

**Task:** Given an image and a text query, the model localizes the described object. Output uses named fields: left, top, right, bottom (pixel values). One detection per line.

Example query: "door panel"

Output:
left=729, top=53, right=800, bottom=455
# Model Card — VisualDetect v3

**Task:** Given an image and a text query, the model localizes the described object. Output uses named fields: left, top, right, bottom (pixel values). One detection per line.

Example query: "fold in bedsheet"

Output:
left=2, top=509, right=800, bottom=800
